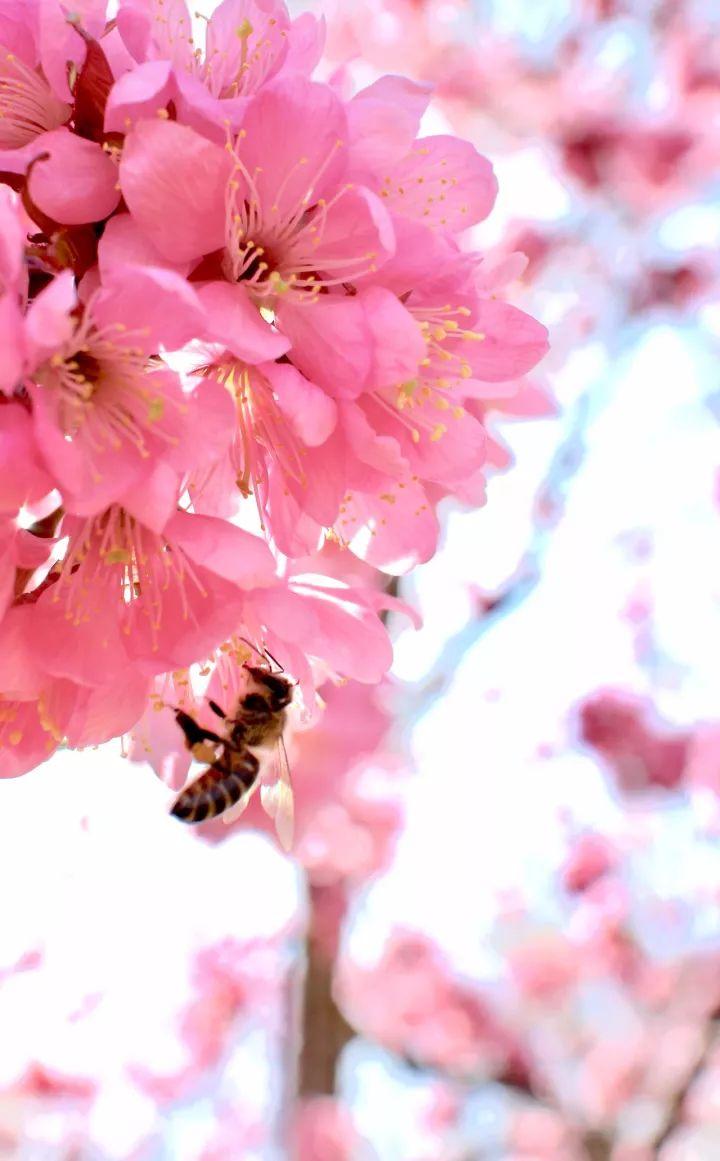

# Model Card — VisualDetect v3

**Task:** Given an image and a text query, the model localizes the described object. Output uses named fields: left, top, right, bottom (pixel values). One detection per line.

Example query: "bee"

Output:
left=170, top=662, right=295, bottom=849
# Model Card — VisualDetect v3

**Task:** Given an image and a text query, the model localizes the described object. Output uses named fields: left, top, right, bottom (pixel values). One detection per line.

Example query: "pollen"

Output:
left=147, top=398, right=165, bottom=422
left=430, top=424, right=447, bottom=442
left=8, top=730, right=22, bottom=745
left=103, top=547, right=132, bottom=565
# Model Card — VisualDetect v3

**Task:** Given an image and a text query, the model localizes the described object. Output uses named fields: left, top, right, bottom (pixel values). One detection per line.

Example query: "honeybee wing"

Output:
left=260, top=736, right=294, bottom=852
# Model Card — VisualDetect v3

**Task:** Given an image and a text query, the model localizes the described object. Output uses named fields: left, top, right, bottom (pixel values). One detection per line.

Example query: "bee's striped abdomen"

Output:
left=171, top=749, right=259, bottom=824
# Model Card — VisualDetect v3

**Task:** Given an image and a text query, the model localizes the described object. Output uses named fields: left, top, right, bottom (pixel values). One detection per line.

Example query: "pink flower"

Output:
left=561, top=833, right=617, bottom=894
left=29, top=506, right=276, bottom=686
left=189, top=353, right=339, bottom=557
left=579, top=690, right=691, bottom=793
left=0, top=399, right=55, bottom=512
left=110, top=0, right=322, bottom=137
left=0, top=36, right=70, bottom=152
left=0, top=8, right=120, bottom=227
left=118, top=75, right=395, bottom=354
left=292, top=1098, right=362, bottom=1161
left=23, top=266, right=209, bottom=513
left=337, top=931, right=526, bottom=1080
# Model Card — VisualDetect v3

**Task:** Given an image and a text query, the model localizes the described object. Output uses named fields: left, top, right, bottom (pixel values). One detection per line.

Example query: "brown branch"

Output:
left=298, top=919, right=354, bottom=1096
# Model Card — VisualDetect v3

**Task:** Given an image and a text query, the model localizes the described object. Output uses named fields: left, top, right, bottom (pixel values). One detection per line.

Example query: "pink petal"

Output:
left=119, top=118, right=232, bottom=262
left=172, top=68, right=249, bottom=140
left=24, top=268, right=77, bottom=370
left=98, top=212, right=192, bottom=278
left=384, top=136, right=498, bottom=231
left=362, top=287, right=425, bottom=390
left=32, top=580, right=129, bottom=687
left=171, top=376, right=236, bottom=474
left=92, top=265, right=205, bottom=353
left=28, top=128, right=121, bottom=225
left=0, top=402, right=54, bottom=511
left=236, top=76, right=348, bottom=220
left=165, top=510, right=277, bottom=588
left=126, top=571, right=247, bottom=674
left=0, top=7, right=37, bottom=63
left=348, top=75, right=431, bottom=176
left=0, top=185, right=27, bottom=288
left=265, top=362, right=337, bottom=447
left=341, top=403, right=406, bottom=483
left=466, top=300, right=550, bottom=381
left=341, top=481, right=441, bottom=574
left=311, top=186, right=395, bottom=282
left=278, top=297, right=372, bottom=399
left=29, top=383, right=149, bottom=511
left=205, top=0, right=290, bottom=93
left=0, top=697, right=62, bottom=778
left=104, top=59, right=175, bottom=134
left=65, top=668, right=150, bottom=747
left=284, top=11, right=326, bottom=75
left=0, top=295, right=25, bottom=393
left=257, top=583, right=394, bottom=684
left=264, top=471, right=324, bottom=558
left=120, top=462, right=181, bottom=534
left=0, top=607, right=47, bottom=698
left=197, top=281, right=290, bottom=363
left=117, top=0, right=195, bottom=68
left=39, top=0, right=106, bottom=101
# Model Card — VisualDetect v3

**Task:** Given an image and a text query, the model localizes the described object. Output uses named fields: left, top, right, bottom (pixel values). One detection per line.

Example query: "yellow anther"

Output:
left=430, top=424, right=447, bottom=442
left=103, top=547, right=132, bottom=564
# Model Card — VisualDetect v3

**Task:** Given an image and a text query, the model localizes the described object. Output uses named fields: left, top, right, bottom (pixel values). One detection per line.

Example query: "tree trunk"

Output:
left=298, top=934, right=354, bottom=1096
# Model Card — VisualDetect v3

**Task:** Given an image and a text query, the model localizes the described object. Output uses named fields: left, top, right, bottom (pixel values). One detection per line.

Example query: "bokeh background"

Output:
left=2, top=0, right=720, bottom=1158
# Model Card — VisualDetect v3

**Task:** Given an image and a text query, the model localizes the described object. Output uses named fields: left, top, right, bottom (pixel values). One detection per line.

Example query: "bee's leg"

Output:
left=174, top=709, right=225, bottom=751
left=208, top=699, right=228, bottom=721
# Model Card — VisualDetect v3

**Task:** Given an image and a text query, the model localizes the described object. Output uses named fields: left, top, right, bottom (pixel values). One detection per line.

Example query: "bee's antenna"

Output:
left=237, top=634, right=265, bottom=661
left=263, top=646, right=284, bottom=673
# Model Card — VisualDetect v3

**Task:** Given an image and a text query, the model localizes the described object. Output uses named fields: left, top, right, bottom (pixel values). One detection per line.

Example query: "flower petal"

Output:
left=98, top=212, right=192, bottom=278
left=256, top=582, right=394, bottom=684
left=278, top=296, right=372, bottom=399
left=265, top=362, right=337, bottom=447
left=0, top=402, right=55, bottom=511
left=348, top=75, right=431, bottom=176
left=104, top=59, right=175, bottom=134
left=92, top=265, right=205, bottom=353
left=236, top=75, right=348, bottom=220
left=119, top=118, right=232, bottom=262
left=165, top=510, right=277, bottom=588
left=465, top=300, right=550, bottom=381
left=383, top=136, right=498, bottom=231
left=28, top=128, right=120, bottom=225
left=197, top=281, right=290, bottom=363
left=24, top=268, right=77, bottom=370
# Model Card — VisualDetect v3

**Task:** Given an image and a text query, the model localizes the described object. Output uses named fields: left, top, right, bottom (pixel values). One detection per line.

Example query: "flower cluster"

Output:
left=0, top=0, right=548, bottom=791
